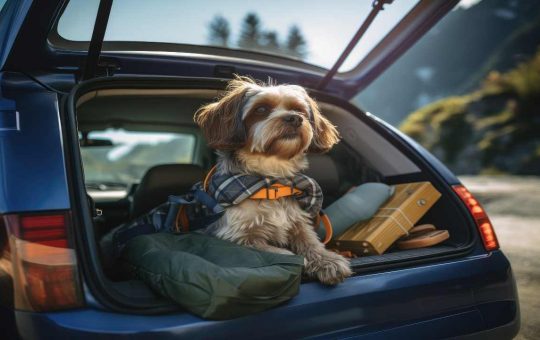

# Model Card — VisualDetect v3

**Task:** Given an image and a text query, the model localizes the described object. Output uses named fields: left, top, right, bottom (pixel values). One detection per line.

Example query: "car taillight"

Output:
left=2, top=211, right=84, bottom=311
left=20, top=214, right=68, bottom=248
left=453, top=185, right=499, bottom=251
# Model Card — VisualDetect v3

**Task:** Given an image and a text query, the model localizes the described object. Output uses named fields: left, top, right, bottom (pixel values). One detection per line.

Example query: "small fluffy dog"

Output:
left=195, top=76, right=352, bottom=285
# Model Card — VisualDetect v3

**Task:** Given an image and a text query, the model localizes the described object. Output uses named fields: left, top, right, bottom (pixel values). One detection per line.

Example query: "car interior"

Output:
left=74, top=86, right=474, bottom=302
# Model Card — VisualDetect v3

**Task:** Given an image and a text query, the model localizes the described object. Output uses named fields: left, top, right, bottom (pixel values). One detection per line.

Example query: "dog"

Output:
left=194, top=76, right=352, bottom=285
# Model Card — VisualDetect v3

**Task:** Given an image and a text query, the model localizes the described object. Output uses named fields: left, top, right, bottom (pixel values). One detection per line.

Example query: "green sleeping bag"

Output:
left=120, top=233, right=304, bottom=320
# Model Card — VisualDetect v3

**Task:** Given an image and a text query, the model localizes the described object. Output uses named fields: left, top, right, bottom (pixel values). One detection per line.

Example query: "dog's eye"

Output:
left=254, top=105, right=270, bottom=115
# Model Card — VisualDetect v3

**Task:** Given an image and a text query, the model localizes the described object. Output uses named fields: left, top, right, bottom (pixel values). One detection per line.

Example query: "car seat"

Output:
left=130, top=164, right=205, bottom=218
left=304, top=154, right=341, bottom=206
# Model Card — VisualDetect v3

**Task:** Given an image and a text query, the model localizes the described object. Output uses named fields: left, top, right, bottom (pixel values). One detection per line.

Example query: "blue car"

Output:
left=0, top=0, right=519, bottom=338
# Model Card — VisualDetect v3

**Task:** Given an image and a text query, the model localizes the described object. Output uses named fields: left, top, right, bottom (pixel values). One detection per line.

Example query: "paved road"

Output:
left=460, top=176, right=540, bottom=340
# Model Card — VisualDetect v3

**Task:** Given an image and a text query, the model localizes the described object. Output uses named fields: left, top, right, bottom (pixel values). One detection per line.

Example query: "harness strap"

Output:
left=315, top=212, right=333, bottom=245
left=203, top=165, right=218, bottom=192
left=249, top=184, right=303, bottom=200
left=175, top=205, right=189, bottom=232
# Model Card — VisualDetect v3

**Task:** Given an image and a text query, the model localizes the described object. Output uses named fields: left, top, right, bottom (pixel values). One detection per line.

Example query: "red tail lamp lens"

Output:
left=19, top=214, right=68, bottom=248
left=20, top=215, right=65, bottom=228
left=2, top=212, right=84, bottom=311
left=453, top=185, right=499, bottom=251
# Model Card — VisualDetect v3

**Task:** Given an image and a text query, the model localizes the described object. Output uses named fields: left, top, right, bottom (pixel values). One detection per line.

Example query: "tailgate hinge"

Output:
left=95, top=57, right=121, bottom=77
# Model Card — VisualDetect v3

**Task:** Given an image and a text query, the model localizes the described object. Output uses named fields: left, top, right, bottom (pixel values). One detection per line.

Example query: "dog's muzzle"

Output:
left=283, top=114, right=303, bottom=128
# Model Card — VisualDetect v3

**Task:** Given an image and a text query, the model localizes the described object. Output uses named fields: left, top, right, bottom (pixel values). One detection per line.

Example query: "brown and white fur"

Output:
left=194, top=76, right=352, bottom=285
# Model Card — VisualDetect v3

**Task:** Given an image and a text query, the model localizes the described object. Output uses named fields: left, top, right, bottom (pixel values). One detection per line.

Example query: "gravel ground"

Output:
left=460, top=176, right=540, bottom=340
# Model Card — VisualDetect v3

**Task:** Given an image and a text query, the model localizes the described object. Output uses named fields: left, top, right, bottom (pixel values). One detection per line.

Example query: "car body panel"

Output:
left=0, top=0, right=33, bottom=70
left=0, top=72, right=70, bottom=213
left=14, top=250, right=518, bottom=339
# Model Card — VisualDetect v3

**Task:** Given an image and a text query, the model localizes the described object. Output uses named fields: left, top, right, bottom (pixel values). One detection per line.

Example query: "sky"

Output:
left=456, top=0, right=483, bottom=9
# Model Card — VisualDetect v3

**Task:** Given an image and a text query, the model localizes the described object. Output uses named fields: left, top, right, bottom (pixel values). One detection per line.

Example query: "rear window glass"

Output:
left=80, top=129, right=195, bottom=188
left=56, top=0, right=418, bottom=72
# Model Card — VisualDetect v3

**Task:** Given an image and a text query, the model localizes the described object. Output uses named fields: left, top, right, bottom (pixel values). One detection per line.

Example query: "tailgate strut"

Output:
left=317, top=0, right=393, bottom=91
left=80, top=0, right=113, bottom=81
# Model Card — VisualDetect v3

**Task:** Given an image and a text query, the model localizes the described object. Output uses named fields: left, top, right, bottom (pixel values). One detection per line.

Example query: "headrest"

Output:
left=304, top=154, right=340, bottom=196
left=131, top=164, right=205, bottom=218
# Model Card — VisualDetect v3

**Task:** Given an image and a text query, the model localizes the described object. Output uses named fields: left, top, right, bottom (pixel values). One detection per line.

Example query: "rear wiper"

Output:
left=317, top=0, right=393, bottom=91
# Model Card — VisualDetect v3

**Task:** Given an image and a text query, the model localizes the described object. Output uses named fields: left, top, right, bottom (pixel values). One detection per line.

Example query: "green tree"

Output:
left=238, top=13, right=262, bottom=49
left=261, top=30, right=281, bottom=54
left=286, top=25, right=307, bottom=59
left=208, top=15, right=231, bottom=47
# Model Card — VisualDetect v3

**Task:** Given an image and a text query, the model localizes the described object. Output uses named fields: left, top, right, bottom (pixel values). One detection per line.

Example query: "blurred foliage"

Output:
left=208, top=13, right=308, bottom=59
left=285, top=25, right=307, bottom=59
left=237, top=13, right=262, bottom=50
left=400, top=48, right=540, bottom=175
left=208, top=16, right=231, bottom=47
left=356, top=0, right=540, bottom=126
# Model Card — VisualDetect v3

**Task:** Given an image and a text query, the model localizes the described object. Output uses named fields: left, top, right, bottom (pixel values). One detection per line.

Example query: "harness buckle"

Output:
left=267, top=186, right=279, bottom=199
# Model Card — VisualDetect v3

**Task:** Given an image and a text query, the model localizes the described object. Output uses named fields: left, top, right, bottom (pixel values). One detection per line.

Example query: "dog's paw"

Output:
left=306, top=251, right=352, bottom=285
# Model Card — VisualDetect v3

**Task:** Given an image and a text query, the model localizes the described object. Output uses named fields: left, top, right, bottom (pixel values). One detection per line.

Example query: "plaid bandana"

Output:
left=206, top=172, right=323, bottom=218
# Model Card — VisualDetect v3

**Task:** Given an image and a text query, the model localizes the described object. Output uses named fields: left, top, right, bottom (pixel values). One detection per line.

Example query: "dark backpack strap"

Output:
left=112, top=190, right=225, bottom=256
left=164, top=195, right=195, bottom=230
left=164, top=190, right=224, bottom=232
left=193, top=188, right=224, bottom=214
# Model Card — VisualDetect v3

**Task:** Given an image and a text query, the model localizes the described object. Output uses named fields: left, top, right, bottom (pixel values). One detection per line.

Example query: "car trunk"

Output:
left=62, top=76, right=477, bottom=313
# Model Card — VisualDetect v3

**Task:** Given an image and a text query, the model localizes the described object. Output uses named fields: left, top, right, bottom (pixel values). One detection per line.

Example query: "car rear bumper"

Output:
left=14, top=250, right=519, bottom=339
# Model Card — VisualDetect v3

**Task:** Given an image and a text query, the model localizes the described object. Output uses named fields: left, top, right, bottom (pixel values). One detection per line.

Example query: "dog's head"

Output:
left=195, top=76, right=340, bottom=159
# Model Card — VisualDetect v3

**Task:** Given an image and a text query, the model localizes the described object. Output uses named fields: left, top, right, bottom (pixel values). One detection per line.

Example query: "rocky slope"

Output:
left=400, top=49, right=540, bottom=175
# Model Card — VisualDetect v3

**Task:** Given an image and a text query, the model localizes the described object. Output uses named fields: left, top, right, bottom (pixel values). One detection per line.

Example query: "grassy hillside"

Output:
left=355, top=0, right=540, bottom=126
left=400, top=48, right=540, bottom=175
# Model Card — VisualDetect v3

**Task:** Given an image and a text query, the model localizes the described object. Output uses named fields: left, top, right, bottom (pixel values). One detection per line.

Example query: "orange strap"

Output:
left=315, top=213, right=333, bottom=245
left=174, top=205, right=190, bottom=233
left=249, top=184, right=303, bottom=200
left=205, top=164, right=304, bottom=200
left=203, top=164, right=218, bottom=192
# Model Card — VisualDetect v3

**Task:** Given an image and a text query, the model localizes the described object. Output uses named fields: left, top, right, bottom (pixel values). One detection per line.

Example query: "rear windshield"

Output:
left=55, top=0, right=418, bottom=72
left=80, top=129, right=195, bottom=187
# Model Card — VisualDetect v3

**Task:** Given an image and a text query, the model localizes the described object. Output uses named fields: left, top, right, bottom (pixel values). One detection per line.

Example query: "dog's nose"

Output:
left=283, top=114, right=303, bottom=127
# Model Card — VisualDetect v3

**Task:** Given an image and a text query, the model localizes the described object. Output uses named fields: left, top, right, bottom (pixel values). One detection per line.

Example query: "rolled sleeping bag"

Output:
left=319, top=183, right=394, bottom=240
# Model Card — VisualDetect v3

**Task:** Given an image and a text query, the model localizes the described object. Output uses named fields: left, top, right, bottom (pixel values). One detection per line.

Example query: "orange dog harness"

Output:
left=195, top=165, right=333, bottom=244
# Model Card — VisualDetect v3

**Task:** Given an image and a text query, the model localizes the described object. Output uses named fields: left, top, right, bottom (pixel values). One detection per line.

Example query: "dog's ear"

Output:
left=194, top=77, right=255, bottom=150
left=306, top=96, right=340, bottom=153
